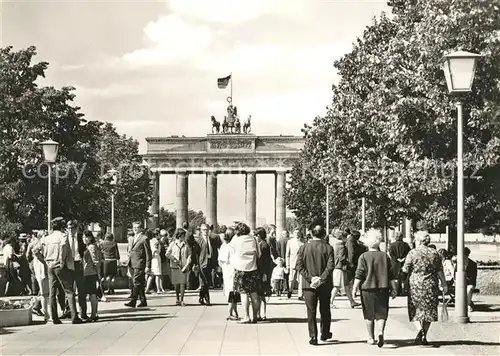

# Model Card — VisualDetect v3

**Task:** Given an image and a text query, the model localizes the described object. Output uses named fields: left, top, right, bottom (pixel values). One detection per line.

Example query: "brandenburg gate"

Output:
left=143, top=133, right=304, bottom=236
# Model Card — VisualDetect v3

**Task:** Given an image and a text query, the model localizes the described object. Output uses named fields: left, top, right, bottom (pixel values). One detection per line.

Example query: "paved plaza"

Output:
left=1, top=291, right=499, bottom=355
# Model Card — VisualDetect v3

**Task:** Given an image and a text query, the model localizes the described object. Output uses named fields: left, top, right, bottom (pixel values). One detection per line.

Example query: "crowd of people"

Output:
left=1, top=218, right=479, bottom=348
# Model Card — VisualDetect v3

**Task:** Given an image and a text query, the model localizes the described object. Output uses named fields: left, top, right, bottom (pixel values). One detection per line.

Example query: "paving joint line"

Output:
left=177, top=303, right=208, bottom=355
left=137, top=305, right=177, bottom=354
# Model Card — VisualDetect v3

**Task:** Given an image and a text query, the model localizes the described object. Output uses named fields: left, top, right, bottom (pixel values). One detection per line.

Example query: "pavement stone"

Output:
left=0, top=290, right=498, bottom=355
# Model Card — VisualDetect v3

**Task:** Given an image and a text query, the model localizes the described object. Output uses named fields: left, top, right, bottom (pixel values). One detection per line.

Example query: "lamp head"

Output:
left=441, top=51, right=482, bottom=94
left=40, top=140, right=59, bottom=163
left=107, top=169, right=119, bottom=185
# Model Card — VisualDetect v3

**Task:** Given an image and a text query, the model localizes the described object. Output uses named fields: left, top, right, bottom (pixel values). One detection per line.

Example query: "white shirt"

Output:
left=229, top=235, right=261, bottom=272
left=68, top=231, right=81, bottom=261
left=2, top=244, right=14, bottom=265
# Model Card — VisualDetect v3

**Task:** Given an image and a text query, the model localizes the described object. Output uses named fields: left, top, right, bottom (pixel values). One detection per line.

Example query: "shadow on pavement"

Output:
left=267, top=317, right=347, bottom=323
left=432, top=340, right=500, bottom=347
left=99, top=313, right=174, bottom=322
left=382, top=339, right=500, bottom=349
left=103, top=307, right=154, bottom=314
left=0, top=328, right=14, bottom=335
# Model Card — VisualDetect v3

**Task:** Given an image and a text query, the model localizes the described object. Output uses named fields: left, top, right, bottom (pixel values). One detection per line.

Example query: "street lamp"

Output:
left=442, top=50, right=482, bottom=324
left=107, top=169, right=119, bottom=236
left=40, top=140, right=59, bottom=232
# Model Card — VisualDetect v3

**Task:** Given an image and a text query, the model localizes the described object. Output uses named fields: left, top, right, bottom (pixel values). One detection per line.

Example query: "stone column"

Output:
left=176, top=170, right=189, bottom=229
left=147, top=171, right=160, bottom=229
left=275, top=170, right=286, bottom=238
left=245, top=170, right=257, bottom=230
left=206, top=171, right=217, bottom=228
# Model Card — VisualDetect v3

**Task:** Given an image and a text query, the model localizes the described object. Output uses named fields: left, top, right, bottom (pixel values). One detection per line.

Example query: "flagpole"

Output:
left=230, top=72, right=233, bottom=103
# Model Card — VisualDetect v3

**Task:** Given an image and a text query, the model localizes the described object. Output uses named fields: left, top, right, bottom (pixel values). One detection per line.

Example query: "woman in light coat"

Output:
left=166, top=229, right=190, bottom=306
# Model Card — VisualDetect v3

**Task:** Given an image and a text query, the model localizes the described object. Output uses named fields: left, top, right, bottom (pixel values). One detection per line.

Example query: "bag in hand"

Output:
left=440, top=292, right=449, bottom=322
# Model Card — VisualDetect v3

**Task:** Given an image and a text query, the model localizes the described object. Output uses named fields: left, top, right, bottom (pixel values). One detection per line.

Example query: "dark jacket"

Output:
left=127, top=233, right=152, bottom=269
left=196, top=237, right=209, bottom=269
left=100, top=240, right=120, bottom=260
left=267, top=236, right=278, bottom=260
left=346, top=237, right=367, bottom=270
left=331, top=238, right=348, bottom=270
left=296, top=239, right=334, bottom=290
left=277, top=237, right=289, bottom=263
left=465, top=258, right=477, bottom=286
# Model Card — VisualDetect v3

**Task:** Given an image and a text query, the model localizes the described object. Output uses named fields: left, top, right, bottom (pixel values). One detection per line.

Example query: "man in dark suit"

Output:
left=277, top=229, right=290, bottom=292
left=266, top=224, right=278, bottom=260
left=208, top=224, right=222, bottom=288
left=296, top=225, right=334, bottom=345
left=125, top=222, right=152, bottom=308
left=196, top=224, right=211, bottom=305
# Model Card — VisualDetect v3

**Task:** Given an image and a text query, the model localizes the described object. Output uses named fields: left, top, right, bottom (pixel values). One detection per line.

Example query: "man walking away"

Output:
left=286, top=228, right=305, bottom=300
left=125, top=222, right=152, bottom=308
left=296, top=225, right=334, bottom=345
left=42, top=217, right=83, bottom=324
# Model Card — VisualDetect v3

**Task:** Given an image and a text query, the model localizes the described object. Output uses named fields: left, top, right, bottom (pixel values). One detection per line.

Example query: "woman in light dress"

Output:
left=166, top=229, right=190, bottom=306
left=30, top=230, right=50, bottom=321
left=146, top=230, right=165, bottom=294
left=218, top=227, right=239, bottom=320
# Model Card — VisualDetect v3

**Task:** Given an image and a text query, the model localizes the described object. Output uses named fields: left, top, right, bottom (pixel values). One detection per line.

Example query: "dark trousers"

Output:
left=303, top=287, right=332, bottom=338
left=130, top=267, right=146, bottom=302
left=48, top=266, right=78, bottom=322
left=73, top=261, right=86, bottom=315
left=198, top=266, right=211, bottom=302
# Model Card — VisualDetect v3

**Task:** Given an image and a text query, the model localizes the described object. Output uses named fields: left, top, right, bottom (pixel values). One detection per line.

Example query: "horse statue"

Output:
left=211, top=115, right=220, bottom=134
left=243, top=115, right=251, bottom=134
left=222, top=116, right=229, bottom=133
left=234, top=116, right=241, bottom=134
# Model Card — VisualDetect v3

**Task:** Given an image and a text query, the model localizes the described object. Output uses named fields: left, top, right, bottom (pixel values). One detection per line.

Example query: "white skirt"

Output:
left=221, top=262, right=234, bottom=296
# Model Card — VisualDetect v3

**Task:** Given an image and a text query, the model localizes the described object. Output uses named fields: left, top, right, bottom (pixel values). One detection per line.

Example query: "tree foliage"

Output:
left=288, top=0, right=500, bottom=232
left=0, top=46, right=152, bottom=232
left=159, top=208, right=206, bottom=233
left=96, top=123, right=152, bottom=227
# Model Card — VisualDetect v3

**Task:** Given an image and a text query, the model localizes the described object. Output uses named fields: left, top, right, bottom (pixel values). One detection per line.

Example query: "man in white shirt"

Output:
left=287, top=228, right=305, bottom=300
left=43, top=217, right=83, bottom=324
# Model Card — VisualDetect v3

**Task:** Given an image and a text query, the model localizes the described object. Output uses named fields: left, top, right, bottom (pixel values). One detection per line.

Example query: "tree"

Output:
left=0, top=46, right=153, bottom=232
left=0, top=46, right=105, bottom=230
left=288, top=1, right=500, bottom=232
left=158, top=208, right=206, bottom=233
left=96, top=123, right=152, bottom=228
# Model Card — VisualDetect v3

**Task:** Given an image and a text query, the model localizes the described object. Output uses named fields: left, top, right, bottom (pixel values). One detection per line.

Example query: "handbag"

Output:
left=440, top=291, right=449, bottom=322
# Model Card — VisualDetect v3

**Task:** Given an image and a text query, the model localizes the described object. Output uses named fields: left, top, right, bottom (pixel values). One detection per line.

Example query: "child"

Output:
left=272, top=257, right=286, bottom=297
left=83, top=231, right=103, bottom=322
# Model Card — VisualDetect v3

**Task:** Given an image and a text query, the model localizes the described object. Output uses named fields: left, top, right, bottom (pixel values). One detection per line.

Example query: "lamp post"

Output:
left=108, top=169, right=118, bottom=236
left=326, top=185, right=330, bottom=234
left=361, top=197, right=366, bottom=233
left=441, top=50, right=481, bottom=324
left=40, top=140, right=59, bottom=232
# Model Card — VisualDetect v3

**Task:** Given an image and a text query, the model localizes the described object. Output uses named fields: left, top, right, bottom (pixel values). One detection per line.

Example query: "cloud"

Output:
left=122, top=13, right=214, bottom=67
left=73, top=84, right=143, bottom=98
left=167, top=0, right=311, bottom=24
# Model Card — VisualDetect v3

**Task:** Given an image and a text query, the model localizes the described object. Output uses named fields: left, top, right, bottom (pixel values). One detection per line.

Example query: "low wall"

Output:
left=476, top=266, right=500, bottom=295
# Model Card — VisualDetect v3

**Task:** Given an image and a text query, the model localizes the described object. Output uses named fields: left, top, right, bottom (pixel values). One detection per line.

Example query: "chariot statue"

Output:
left=210, top=96, right=251, bottom=134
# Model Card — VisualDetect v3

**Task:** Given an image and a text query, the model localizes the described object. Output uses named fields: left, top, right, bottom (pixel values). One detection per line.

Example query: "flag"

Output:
left=217, top=74, right=231, bottom=89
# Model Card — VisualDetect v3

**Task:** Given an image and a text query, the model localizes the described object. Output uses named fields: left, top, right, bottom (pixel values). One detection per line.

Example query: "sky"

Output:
left=2, top=0, right=389, bottom=225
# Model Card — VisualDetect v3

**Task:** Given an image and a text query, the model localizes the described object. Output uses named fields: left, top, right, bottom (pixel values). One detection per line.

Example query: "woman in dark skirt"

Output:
left=255, top=227, right=273, bottom=321
left=352, top=230, right=398, bottom=348
left=229, top=223, right=261, bottom=323
left=100, top=233, right=120, bottom=294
